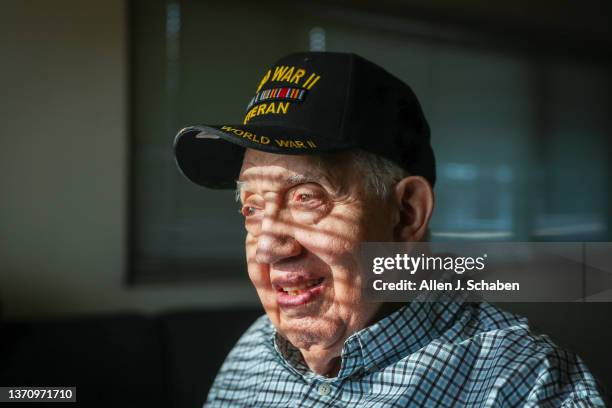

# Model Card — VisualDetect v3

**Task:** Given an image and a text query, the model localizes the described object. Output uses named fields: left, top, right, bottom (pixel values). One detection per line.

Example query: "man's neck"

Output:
left=299, top=302, right=406, bottom=377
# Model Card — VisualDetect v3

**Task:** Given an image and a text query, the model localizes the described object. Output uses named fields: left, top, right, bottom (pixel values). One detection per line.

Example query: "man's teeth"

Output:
left=281, top=278, right=323, bottom=295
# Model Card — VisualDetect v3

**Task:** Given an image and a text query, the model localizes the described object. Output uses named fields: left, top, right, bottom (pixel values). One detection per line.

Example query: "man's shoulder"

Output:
left=223, top=313, right=274, bottom=361
left=205, top=314, right=286, bottom=406
left=237, top=313, right=273, bottom=341
left=451, top=302, right=605, bottom=402
left=458, top=301, right=568, bottom=356
left=396, top=301, right=606, bottom=405
left=465, top=300, right=529, bottom=332
left=427, top=300, right=598, bottom=380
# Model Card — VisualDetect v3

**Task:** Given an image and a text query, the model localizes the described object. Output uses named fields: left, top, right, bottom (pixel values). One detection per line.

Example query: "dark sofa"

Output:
left=0, top=308, right=262, bottom=408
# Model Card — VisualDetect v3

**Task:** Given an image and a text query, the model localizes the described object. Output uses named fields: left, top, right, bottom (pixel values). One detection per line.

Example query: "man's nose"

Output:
left=255, top=209, right=302, bottom=265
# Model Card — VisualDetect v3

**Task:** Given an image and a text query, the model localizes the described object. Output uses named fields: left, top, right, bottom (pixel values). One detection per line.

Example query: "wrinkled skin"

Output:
left=238, top=148, right=432, bottom=376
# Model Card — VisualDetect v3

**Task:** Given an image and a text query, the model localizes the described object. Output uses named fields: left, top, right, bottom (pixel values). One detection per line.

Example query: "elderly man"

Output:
left=174, top=53, right=606, bottom=407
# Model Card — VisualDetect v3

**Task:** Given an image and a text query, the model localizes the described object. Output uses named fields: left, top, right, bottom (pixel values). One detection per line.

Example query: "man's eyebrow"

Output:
left=235, top=172, right=334, bottom=202
left=282, top=174, right=324, bottom=187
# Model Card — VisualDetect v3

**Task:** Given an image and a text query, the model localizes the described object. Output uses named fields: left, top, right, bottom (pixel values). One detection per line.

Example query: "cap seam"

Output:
left=338, top=53, right=355, bottom=142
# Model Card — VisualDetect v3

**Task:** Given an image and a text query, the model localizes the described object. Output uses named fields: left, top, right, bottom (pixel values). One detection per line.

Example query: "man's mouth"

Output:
left=279, top=278, right=324, bottom=296
left=273, top=277, right=326, bottom=308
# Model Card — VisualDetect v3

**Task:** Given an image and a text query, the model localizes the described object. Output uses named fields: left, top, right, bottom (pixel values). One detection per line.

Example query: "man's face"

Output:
left=238, top=149, right=396, bottom=354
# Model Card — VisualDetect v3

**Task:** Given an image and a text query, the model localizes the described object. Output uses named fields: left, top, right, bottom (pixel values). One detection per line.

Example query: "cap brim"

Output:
left=173, top=124, right=354, bottom=189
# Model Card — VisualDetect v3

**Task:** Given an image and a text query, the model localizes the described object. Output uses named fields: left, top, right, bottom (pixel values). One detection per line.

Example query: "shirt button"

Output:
left=317, top=383, right=331, bottom=396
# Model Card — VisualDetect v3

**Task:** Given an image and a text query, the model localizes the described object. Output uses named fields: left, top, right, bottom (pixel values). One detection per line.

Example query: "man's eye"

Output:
left=296, top=193, right=314, bottom=202
left=291, top=191, right=324, bottom=208
left=240, top=206, right=261, bottom=217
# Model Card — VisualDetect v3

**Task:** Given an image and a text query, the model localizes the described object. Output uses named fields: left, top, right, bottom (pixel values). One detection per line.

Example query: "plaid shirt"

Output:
left=205, top=293, right=606, bottom=407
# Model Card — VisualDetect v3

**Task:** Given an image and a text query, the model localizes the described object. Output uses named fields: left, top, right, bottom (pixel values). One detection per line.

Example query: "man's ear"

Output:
left=392, top=176, right=434, bottom=242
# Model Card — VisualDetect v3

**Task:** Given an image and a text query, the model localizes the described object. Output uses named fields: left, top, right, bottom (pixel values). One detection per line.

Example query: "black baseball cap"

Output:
left=173, top=52, right=435, bottom=189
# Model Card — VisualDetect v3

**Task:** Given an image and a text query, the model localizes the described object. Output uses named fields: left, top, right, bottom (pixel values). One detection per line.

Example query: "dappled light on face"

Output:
left=242, top=203, right=385, bottom=333
left=236, top=150, right=396, bottom=355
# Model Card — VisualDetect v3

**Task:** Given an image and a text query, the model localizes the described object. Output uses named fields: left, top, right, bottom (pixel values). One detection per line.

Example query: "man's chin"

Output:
left=280, top=319, right=335, bottom=350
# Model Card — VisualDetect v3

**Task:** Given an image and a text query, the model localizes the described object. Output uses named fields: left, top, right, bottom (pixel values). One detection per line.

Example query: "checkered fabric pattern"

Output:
left=205, top=293, right=607, bottom=407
